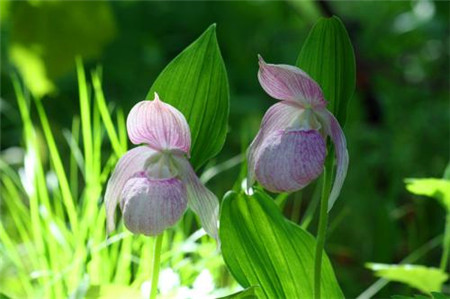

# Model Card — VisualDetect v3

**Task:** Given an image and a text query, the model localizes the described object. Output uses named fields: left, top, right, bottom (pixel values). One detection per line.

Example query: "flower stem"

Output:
left=150, top=233, right=164, bottom=299
left=314, top=159, right=332, bottom=299
left=440, top=212, right=450, bottom=271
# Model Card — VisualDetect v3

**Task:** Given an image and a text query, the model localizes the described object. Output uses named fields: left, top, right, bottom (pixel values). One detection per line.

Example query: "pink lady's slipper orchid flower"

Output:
left=105, top=93, right=219, bottom=240
left=248, top=56, right=349, bottom=210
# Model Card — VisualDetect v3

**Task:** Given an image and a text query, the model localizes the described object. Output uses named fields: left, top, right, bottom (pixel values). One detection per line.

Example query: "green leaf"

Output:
left=366, top=263, right=449, bottom=294
left=404, top=178, right=450, bottom=211
left=146, top=24, right=230, bottom=170
left=85, top=285, right=142, bottom=299
left=217, top=286, right=259, bottom=299
left=296, top=16, right=356, bottom=126
left=220, top=190, right=344, bottom=299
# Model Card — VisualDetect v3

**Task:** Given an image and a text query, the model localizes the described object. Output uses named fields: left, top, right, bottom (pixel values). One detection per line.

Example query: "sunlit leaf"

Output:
left=147, top=24, right=230, bottom=170
left=404, top=178, right=450, bottom=211
left=296, top=16, right=356, bottom=126
left=220, top=190, right=343, bottom=299
left=366, top=263, right=448, bottom=294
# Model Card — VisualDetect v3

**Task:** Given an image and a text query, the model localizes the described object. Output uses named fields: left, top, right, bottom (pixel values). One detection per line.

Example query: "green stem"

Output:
left=274, top=193, right=290, bottom=209
left=313, top=165, right=331, bottom=299
left=300, top=179, right=322, bottom=230
left=440, top=212, right=450, bottom=271
left=291, top=192, right=303, bottom=223
left=150, top=233, right=164, bottom=299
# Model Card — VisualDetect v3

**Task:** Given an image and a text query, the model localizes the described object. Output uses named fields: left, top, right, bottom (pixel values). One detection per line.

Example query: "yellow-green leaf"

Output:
left=366, top=263, right=448, bottom=294
left=405, top=178, right=450, bottom=211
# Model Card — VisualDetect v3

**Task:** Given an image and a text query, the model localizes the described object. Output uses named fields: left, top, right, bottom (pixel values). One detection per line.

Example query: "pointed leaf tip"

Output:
left=146, top=25, right=229, bottom=169
left=296, top=15, right=355, bottom=126
left=203, top=23, right=217, bottom=36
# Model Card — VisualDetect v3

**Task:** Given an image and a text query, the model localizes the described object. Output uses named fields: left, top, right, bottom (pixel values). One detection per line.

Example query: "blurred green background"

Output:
left=1, top=0, right=449, bottom=297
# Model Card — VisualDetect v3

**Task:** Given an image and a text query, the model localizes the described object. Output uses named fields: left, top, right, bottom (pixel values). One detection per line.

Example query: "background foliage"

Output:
left=1, top=1, right=449, bottom=297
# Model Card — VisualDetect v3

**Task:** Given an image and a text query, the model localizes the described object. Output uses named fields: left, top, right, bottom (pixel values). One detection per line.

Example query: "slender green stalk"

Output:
left=200, top=154, right=243, bottom=184
left=92, top=70, right=124, bottom=157
left=150, top=234, right=164, bottom=299
left=69, top=117, right=81, bottom=199
left=300, top=179, right=322, bottom=229
left=313, top=165, right=330, bottom=299
left=290, top=192, right=303, bottom=223
left=314, top=154, right=334, bottom=299
left=274, top=193, right=290, bottom=209
left=12, top=76, right=50, bottom=291
left=34, top=98, right=79, bottom=231
left=440, top=212, right=450, bottom=271
left=117, top=108, right=128, bottom=149
left=76, top=58, right=93, bottom=183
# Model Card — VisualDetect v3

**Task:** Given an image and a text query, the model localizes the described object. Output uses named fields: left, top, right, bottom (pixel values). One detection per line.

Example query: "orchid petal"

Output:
left=258, top=55, right=327, bottom=109
left=255, top=129, right=326, bottom=193
left=174, top=156, right=219, bottom=242
left=127, top=93, right=191, bottom=154
left=318, top=109, right=349, bottom=211
left=120, top=175, right=187, bottom=236
left=105, top=146, right=157, bottom=234
left=247, top=102, right=302, bottom=188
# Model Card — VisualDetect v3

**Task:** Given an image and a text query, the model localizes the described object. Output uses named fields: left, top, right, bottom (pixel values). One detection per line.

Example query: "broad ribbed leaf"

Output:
left=405, top=178, right=450, bottom=211
left=146, top=24, right=229, bottom=170
left=296, top=16, right=355, bottom=126
left=366, top=263, right=448, bottom=294
left=220, top=190, right=343, bottom=299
